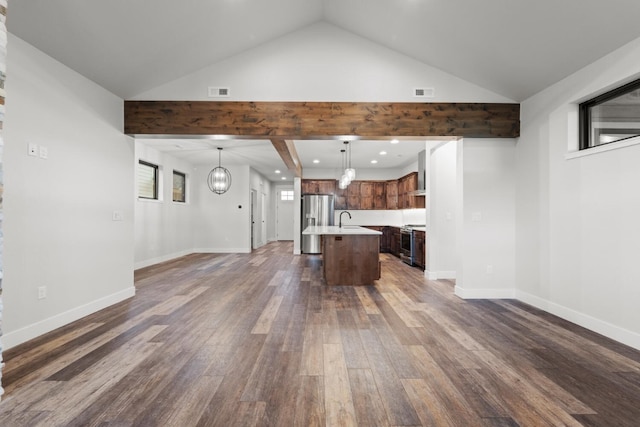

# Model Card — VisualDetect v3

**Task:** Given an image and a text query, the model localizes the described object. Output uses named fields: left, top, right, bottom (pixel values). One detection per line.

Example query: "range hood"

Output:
left=414, top=149, right=426, bottom=196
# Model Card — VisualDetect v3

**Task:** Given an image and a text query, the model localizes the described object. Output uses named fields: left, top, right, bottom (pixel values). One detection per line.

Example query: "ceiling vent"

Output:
left=208, top=87, right=230, bottom=98
left=413, top=87, right=435, bottom=98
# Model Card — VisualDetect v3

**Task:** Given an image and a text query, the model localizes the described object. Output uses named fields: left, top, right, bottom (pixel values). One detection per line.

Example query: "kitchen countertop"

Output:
left=302, top=226, right=382, bottom=235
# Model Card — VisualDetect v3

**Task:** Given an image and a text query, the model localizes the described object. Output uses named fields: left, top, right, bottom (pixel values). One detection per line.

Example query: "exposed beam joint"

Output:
left=270, top=139, right=302, bottom=177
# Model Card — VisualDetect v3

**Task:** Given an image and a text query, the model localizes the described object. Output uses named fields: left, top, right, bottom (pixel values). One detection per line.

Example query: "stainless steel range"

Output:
left=400, top=224, right=426, bottom=266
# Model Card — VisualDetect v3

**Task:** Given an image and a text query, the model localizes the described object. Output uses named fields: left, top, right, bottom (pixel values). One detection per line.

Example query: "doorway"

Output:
left=276, top=187, right=295, bottom=240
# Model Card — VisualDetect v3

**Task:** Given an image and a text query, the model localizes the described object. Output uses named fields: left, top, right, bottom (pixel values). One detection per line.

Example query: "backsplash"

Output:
left=334, top=208, right=426, bottom=227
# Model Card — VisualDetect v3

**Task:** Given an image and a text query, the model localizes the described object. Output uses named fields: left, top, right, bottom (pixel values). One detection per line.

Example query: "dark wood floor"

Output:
left=1, top=241, right=640, bottom=426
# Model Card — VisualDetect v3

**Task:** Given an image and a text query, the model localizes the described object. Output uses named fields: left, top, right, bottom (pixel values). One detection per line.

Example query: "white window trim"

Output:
left=566, top=134, right=640, bottom=160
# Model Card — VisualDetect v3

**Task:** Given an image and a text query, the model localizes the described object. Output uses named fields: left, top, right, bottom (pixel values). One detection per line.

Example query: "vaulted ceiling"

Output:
left=7, top=1, right=640, bottom=181
left=9, top=0, right=640, bottom=102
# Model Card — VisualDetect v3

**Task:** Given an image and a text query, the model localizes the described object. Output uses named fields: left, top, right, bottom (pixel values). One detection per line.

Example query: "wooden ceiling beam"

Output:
left=124, top=101, right=519, bottom=139
left=270, top=138, right=302, bottom=177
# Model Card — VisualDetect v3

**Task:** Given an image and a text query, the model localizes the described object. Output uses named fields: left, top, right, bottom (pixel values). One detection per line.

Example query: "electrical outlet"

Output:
left=112, top=210, right=123, bottom=221
left=486, top=265, right=493, bottom=274
left=38, top=286, right=47, bottom=299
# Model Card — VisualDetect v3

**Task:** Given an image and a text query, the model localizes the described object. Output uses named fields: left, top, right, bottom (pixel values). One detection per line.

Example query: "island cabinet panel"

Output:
left=364, top=226, right=388, bottom=252
left=323, top=235, right=380, bottom=286
left=413, top=230, right=426, bottom=269
left=302, top=179, right=336, bottom=195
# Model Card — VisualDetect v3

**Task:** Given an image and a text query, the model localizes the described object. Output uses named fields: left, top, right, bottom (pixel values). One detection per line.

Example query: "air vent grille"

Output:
left=208, top=87, right=230, bottom=98
left=413, top=87, right=435, bottom=98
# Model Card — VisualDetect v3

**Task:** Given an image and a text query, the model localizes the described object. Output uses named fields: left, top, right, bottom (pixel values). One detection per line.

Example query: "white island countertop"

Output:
left=302, top=225, right=382, bottom=235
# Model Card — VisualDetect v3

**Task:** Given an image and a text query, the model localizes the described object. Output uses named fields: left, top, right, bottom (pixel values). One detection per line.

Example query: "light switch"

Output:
left=472, top=212, right=482, bottom=222
left=39, top=146, right=48, bottom=159
left=112, top=210, right=124, bottom=221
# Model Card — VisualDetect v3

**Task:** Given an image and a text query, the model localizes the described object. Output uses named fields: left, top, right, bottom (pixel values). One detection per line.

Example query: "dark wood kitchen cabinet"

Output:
left=398, top=172, right=425, bottom=209
left=334, top=183, right=347, bottom=210
left=301, top=179, right=336, bottom=195
left=413, top=230, right=426, bottom=269
left=359, top=181, right=374, bottom=210
left=385, top=180, right=398, bottom=210
left=373, top=182, right=386, bottom=209
left=364, top=226, right=389, bottom=253
left=389, top=226, right=401, bottom=257
left=347, top=181, right=361, bottom=209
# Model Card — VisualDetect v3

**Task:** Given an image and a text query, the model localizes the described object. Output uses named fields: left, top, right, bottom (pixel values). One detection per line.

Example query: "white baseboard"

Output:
left=424, top=269, right=438, bottom=280
left=193, top=247, right=251, bottom=254
left=453, top=286, right=640, bottom=351
left=134, top=249, right=193, bottom=270
left=454, top=285, right=516, bottom=300
left=3, top=286, right=136, bottom=350
left=516, top=290, right=640, bottom=351
left=424, top=270, right=457, bottom=280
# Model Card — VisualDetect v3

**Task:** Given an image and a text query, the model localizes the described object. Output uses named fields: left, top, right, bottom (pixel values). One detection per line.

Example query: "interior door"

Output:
left=251, top=189, right=258, bottom=249
left=276, top=188, right=295, bottom=240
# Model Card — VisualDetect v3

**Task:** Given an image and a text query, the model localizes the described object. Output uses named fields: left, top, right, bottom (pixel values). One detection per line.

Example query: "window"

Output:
left=173, top=170, right=186, bottom=202
left=138, top=160, right=158, bottom=199
left=280, top=190, right=294, bottom=201
left=579, top=78, right=640, bottom=150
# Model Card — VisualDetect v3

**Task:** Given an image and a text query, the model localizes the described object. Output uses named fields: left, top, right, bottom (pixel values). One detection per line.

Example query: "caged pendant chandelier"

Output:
left=207, top=147, right=232, bottom=194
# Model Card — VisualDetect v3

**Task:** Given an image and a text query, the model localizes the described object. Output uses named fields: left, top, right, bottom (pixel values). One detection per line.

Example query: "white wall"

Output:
left=456, top=139, right=516, bottom=299
left=192, top=164, right=252, bottom=253
left=3, top=35, right=135, bottom=349
left=133, top=22, right=514, bottom=103
left=427, top=141, right=458, bottom=279
left=134, top=142, right=195, bottom=269
left=517, top=35, right=640, bottom=349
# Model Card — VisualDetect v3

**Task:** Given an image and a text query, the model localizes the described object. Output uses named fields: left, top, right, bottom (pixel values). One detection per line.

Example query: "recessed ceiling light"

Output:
left=275, top=170, right=281, bottom=174
left=379, top=151, right=387, bottom=155
left=281, top=176, right=286, bottom=180
left=390, top=139, right=399, bottom=144
left=371, top=160, right=378, bottom=164
left=313, top=159, right=320, bottom=164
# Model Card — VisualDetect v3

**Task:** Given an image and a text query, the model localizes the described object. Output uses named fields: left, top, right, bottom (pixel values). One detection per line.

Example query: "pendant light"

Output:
left=341, top=141, right=351, bottom=187
left=207, top=147, right=232, bottom=194
left=338, top=148, right=349, bottom=189
left=345, top=140, right=356, bottom=181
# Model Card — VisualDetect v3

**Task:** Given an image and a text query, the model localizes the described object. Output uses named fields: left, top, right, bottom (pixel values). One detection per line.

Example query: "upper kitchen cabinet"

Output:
left=385, top=180, right=398, bottom=210
left=301, top=179, right=336, bottom=195
left=398, top=172, right=425, bottom=209
left=347, top=181, right=362, bottom=209
left=300, top=176, right=423, bottom=210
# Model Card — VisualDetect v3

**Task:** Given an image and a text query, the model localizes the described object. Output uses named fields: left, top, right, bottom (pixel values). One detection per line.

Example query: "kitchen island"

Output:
left=302, top=225, right=382, bottom=285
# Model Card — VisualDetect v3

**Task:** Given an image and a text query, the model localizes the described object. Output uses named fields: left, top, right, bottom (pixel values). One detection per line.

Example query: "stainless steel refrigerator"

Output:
left=301, top=194, right=335, bottom=254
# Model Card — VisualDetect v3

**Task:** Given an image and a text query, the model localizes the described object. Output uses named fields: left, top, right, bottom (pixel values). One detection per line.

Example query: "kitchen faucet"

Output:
left=339, top=211, right=351, bottom=228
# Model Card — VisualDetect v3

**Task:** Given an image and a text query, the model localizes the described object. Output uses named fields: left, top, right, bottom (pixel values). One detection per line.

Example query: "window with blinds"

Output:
left=138, top=160, right=158, bottom=199
left=173, top=170, right=186, bottom=202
